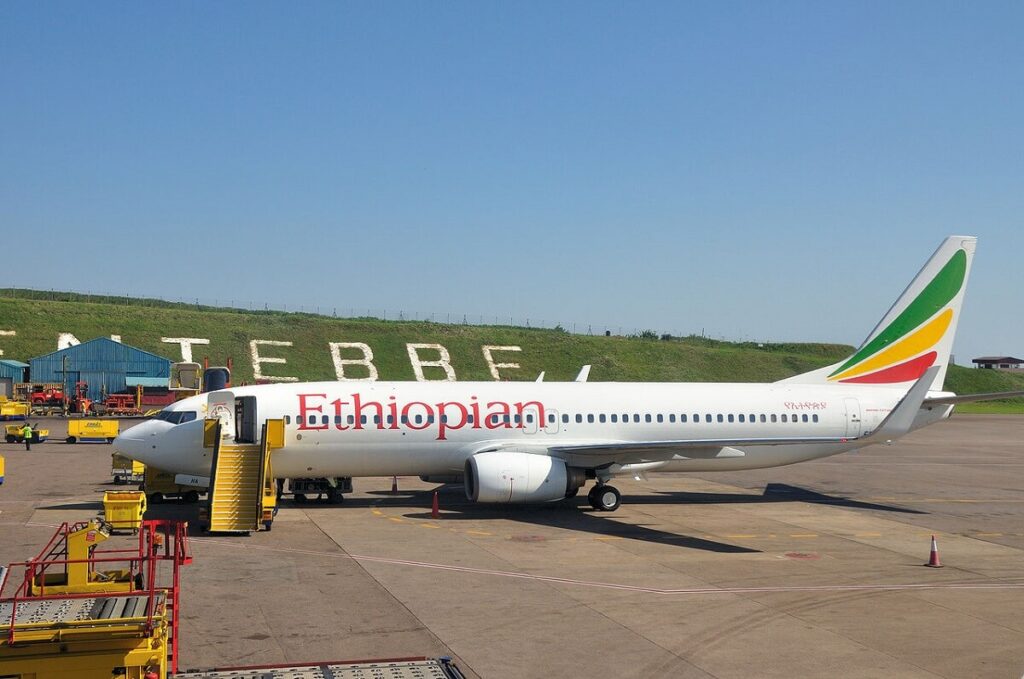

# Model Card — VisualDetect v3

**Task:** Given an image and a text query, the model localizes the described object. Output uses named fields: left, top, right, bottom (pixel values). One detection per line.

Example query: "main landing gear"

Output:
left=587, top=483, right=621, bottom=512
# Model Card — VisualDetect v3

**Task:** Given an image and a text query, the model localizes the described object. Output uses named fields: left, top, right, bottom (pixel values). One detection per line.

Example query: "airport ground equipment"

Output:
left=66, top=380, right=94, bottom=414
left=175, top=656, right=466, bottom=678
left=142, top=465, right=205, bottom=503
left=68, top=417, right=120, bottom=443
left=4, top=424, right=48, bottom=443
left=201, top=418, right=283, bottom=533
left=103, top=491, right=148, bottom=534
left=0, top=454, right=4, bottom=485
left=287, top=476, right=353, bottom=504
left=0, top=399, right=29, bottom=421
left=103, top=393, right=144, bottom=417
left=0, top=519, right=192, bottom=677
left=113, top=452, right=147, bottom=485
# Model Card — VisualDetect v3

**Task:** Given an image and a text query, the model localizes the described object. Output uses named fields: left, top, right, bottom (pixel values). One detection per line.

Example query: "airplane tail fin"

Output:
left=779, top=236, right=976, bottom=391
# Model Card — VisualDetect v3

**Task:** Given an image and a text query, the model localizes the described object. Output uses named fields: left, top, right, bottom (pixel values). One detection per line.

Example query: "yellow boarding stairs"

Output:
left=202, top=418, right=284, bottom=534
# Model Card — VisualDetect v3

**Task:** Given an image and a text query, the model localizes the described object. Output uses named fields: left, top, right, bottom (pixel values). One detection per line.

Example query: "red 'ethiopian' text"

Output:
left=295, top=393, right=547, bottom=441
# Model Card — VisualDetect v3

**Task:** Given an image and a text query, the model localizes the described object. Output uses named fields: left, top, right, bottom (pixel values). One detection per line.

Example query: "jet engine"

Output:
left=464, top=451, right=586, bottom=503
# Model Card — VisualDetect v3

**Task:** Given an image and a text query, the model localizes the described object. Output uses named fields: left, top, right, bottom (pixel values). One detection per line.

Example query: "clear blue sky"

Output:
left=2, top=2, right=1021, bottom=364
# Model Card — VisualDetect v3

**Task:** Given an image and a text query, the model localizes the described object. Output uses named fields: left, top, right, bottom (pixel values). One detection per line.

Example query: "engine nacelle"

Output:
left=465, top=452, right=585, bottom=504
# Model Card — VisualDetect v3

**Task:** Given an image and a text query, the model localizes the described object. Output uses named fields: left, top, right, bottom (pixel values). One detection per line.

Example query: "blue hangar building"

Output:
left=30, top=338, right=172, bottom=402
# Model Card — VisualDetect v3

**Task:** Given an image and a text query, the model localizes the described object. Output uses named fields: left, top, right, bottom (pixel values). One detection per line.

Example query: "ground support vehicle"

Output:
left=67, top=418, right=119, bottom=443
left=286, top=476, right=354, bottom=504
left=175, top=657, right=466, bottom=678
left=0, top=399, right=29, bottom=421
left=103, top=491, right=147, bottom=534
left=0, top=454, right=4, bottom=485
left=0, top=520, right=192, bottom=677
left=4, top=424, right=48, bottom=443
left=102, top=393, right=143, bottom=417
left=143, top=465, right=205, bottom=504
left=113, top=453, right=147, bottom=485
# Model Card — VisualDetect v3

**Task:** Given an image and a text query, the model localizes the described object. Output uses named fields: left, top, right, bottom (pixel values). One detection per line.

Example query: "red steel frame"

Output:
left=1, top=519, right=192, bottom=673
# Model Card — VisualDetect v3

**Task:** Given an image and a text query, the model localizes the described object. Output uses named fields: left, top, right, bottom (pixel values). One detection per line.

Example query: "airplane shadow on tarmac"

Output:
left=639, top=483, right=926, bottom=515
left=358, top=488, right=758, bottom=553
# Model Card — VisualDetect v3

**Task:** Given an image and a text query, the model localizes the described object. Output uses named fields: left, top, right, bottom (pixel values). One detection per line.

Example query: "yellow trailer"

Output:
left=67, top=418, right=120, bottom=443
left=0, top=400, right=30, bottom=421
left=0, top=453, right=5, bottom=485
left=113, top=452, right=146, bottom=485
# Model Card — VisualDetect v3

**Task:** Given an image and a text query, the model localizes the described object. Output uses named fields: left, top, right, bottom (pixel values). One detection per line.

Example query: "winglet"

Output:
left=575, top=365, right=591, bottom=383
left=870, top=366, right=940, bottom=439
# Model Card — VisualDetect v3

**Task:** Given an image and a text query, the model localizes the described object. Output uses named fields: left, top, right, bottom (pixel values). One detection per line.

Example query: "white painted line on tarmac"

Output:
left=193, top=538, right=1024, bottom=597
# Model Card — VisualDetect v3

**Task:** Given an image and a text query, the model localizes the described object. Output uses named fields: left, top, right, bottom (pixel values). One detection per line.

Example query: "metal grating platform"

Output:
left=0, top=593, right=163, bottom=625
left=175, top=658, right=464, bottom=679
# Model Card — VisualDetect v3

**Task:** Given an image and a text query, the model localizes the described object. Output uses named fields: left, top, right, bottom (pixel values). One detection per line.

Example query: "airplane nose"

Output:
left=113, top=422, right=161, bottom=464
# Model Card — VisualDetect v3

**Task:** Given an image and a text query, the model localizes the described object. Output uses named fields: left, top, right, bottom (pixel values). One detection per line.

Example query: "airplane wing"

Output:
left=923, top=390, right=1024, bottom=406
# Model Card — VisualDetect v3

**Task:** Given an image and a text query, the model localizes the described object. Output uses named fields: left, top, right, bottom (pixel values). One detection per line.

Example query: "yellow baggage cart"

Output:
left=0, top=453, right=5, bottom=485
left=111, top=453, right=145, bottom=485
left=102, top=491, right=147, bottom=534
left=67, top=418, right=119, bottom=443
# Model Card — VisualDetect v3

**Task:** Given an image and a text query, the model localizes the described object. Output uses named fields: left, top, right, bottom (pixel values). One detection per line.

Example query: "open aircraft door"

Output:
left=544, top=409, right=560, bottom=434
left=208, top=391, right=235, bottom=441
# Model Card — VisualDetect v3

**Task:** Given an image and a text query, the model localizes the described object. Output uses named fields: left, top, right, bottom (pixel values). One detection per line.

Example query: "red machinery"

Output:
left=29, top=385, right=65, bottom=407
left=65, top=380, right=93, bottom=414
left=103, top=393, right=142, bottom=416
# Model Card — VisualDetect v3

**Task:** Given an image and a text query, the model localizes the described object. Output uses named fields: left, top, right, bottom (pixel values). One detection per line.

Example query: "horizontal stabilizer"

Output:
left=924, top=390, right=1024, bottom=406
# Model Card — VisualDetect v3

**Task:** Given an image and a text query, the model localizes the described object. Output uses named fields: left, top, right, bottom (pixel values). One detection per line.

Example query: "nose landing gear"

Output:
left=587, top=483, right=621, bottom=512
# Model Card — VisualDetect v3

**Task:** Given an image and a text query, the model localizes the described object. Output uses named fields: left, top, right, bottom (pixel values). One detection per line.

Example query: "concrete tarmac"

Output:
left=0, top=414, right=1022, bottom=678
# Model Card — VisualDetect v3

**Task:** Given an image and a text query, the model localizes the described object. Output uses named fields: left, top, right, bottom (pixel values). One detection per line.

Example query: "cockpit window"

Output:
left=154, top=410, right=198, bottom=425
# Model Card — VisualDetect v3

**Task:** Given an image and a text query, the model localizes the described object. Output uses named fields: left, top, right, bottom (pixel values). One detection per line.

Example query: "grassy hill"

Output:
left=1, top=289, right=1021, bottom=411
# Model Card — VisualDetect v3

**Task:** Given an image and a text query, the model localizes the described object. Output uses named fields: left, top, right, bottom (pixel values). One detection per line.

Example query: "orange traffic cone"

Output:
left=391, top=476, right=398, bottom=494
left=431, top=491, right=440, bottom=519
left=925, top=535, right=943, bottom=568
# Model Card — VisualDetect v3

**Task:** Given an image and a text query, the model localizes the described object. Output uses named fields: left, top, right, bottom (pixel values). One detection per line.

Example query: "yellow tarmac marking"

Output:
left=790, top=533, right=818, bottom=538
left=388, top=517, right=405, bottom=523
left=466, top=530, right=492, bottom=536
left=855, top=532, right=882, bottom=537
left=420, top=523, right=440, bottom=529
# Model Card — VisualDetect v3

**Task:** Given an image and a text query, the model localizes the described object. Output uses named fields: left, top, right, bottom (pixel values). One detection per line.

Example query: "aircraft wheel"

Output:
left=148, top=492, right=164, bottom=504
left=4, top=435, right=14, bottom=443
left=594, top=485, right=621, bottom=512
left=183, top=490, right=200, bottom=504
left=294, top=493, right=307, bottom=504
left=327, top=490, right=343, bottom=504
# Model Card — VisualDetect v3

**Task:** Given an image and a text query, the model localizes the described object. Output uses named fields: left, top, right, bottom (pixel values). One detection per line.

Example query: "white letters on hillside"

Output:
left=406, top=343, right=457, bottom=382
left=482, top=345, right=522, bottom=380
left=250, top=340, right=298, bottom=382
left=160, top=337, right=210, bottom=363
left=0, top=330, right=13, bottom=356
left=329, top=342, right=379, bottom=381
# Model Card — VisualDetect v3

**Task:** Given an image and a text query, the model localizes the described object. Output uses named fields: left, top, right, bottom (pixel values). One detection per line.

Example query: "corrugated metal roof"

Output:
left=30, top=337, right=172, bottom=401
left=0, top=360, right=29, bottom=368
left=125, top=376, right=170, bottom=388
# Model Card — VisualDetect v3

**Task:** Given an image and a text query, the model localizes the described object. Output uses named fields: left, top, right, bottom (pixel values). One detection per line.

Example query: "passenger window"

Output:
left=348, top=415, right=355, bottom=425
left=760, top=414, right=766, bottom=423
left=812, top=414, right=819, bottom=423
left=387, top=415, right=394, bottom=425
left=645, top=414, right=652, bottom=423
left=633, top=414, right=640, bottom=423
left=611, top=414, right=618, bottom=423
left=308, top=415, right=317, bottom=425
left=322, top=415, right=329, bottom=425
left=802, top=414, right=809, bottom=422
left=562, top=414, right=570, bottom=424
left=727, top=414, right=734, bottom=423
left=657, top=414, right=664, bottom=423
left=575, top=414, right=583, bottom=423
left=284, top=415, right=291, bottom=424
left=599, top=414, right=606, bottom=423
left=526, top=414, right=534, bottom=424
left=771, top=414, right=777, bottom=423
left=669, top=414, right=675, bottom=423
left=706, top=414, right=712, bottom=423
left=468, top=415, right=475, bottom=424
left=373, top=415, right=381, bottom=424
left=548, top=414, right=555, bottom=424
left=738, top=414, right=745, bottom=423
left=401, top=415, right=409, bottom=424
left=681, top=414, right=687, bottom=423
left=415, top=414, right=423, bottom=424
left=587, top=414, right=595, bottom=423
left=781, top=414, right=788, bottom=423
left=717, top=414, right=724, bottom=423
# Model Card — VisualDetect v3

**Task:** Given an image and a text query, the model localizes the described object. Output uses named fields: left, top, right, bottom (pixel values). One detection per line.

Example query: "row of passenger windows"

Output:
left=283, top=412, right=820, bottom=426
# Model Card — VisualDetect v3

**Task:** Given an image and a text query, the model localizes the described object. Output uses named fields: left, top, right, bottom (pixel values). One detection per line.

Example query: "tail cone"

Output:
left=925, top=535, right=943, bottom=568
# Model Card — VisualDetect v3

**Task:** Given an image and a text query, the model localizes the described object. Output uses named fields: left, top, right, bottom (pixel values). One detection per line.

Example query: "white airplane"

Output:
left=115, top=236, right=1021, bottom=511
